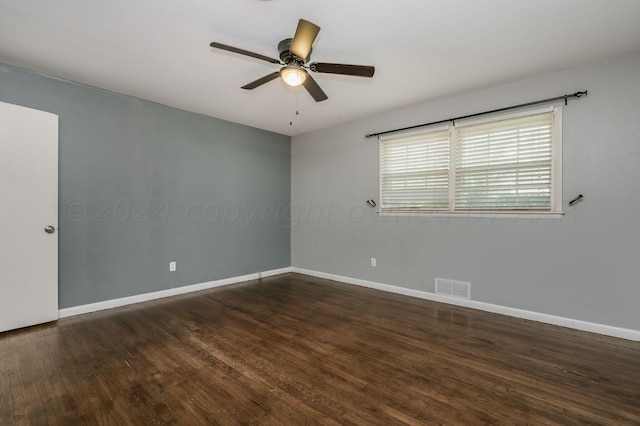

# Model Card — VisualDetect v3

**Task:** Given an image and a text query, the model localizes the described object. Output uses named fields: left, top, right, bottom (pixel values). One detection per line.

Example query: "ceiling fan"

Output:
left=209, top=19, right=375, bottom=102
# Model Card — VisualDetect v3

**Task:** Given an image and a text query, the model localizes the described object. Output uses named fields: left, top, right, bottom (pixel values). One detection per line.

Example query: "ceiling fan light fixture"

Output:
left=280, top=65, right=307, bottom=87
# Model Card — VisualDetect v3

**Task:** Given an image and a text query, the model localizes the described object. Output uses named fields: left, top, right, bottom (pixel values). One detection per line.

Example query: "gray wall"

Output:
left=292, top=52, right=640, bottom=331
left=1, top=63, right=291, bottom=309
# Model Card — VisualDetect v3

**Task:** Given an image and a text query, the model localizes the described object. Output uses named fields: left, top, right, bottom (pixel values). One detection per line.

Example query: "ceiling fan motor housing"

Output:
left=278, top=38, right=309, bottom=64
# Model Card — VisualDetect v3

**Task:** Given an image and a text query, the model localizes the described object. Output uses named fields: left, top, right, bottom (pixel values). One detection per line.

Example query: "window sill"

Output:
left=378, top=211, right=565, bottom=220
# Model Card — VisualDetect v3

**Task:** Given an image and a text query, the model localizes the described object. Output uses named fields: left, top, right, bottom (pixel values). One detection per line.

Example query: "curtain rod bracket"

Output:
left=569, top=194, right=584, bottom=206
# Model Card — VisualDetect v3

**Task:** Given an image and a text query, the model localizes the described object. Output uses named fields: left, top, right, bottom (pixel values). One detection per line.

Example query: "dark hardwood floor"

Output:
left=1, top=273, right=639, bottom=425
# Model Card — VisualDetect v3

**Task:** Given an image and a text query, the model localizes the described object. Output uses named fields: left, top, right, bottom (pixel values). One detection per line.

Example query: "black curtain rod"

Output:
left=365, top=90, right=588, bottom=138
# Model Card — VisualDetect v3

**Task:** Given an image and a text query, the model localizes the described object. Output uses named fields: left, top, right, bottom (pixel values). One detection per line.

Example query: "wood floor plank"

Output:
left=1, top=273, right=639, bottom=424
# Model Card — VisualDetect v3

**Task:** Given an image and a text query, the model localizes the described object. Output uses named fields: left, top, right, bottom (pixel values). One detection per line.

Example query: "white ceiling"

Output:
left=1, top=1, right=640, bottom=136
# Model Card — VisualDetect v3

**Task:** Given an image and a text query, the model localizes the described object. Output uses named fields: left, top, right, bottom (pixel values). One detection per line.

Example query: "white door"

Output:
left=0, top=101, right=59, bottom=332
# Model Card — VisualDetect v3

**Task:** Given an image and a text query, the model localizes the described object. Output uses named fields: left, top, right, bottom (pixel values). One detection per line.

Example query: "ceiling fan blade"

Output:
left=310, top=63, right=375, bottom=78
left=241, top=72, right=281, bottom=90
left=210, top=42, right=281, bottom=64
left=302, top=74, right=328, bottom=102
left=290, top=19, right=320, bottom=61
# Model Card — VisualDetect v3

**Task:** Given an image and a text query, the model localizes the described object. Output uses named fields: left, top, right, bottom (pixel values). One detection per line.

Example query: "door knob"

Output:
left=44, top=225, right=56, bottom=234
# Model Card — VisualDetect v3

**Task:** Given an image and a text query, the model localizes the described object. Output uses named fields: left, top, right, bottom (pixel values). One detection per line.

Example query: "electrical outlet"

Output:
left=371, top=258, right=376, bottom=267
left=169, top=261, right=176, bottom=272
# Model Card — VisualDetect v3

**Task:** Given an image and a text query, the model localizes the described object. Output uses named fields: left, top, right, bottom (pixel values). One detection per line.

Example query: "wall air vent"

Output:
left=435, top=278, right=471, bottom=299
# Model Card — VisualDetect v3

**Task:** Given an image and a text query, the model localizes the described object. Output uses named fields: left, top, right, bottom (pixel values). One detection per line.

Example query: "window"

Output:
left=380, top=108, right=562, bottom=214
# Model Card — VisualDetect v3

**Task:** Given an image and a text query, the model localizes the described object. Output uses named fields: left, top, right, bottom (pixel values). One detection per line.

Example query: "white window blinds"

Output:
left=455, top=112, right=554, bottom=210
left=379, top=109, right=561, bottom=214
left=380, top=130, right=450, bottom=211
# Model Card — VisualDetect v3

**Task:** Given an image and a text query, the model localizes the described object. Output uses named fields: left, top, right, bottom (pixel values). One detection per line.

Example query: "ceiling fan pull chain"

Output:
left=289, top=87, right=300, bottom=126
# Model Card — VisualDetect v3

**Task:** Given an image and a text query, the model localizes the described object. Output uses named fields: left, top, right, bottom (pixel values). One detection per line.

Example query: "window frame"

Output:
left=378, top=106, right=563, bottom=217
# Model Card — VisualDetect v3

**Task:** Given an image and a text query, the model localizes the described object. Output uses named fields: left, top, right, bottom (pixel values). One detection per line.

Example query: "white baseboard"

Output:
left=58, top=265, right=640, bottom=342
left=58, top=267, right=293, bottom=319
left=292, top=267, right=640, bottom=342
